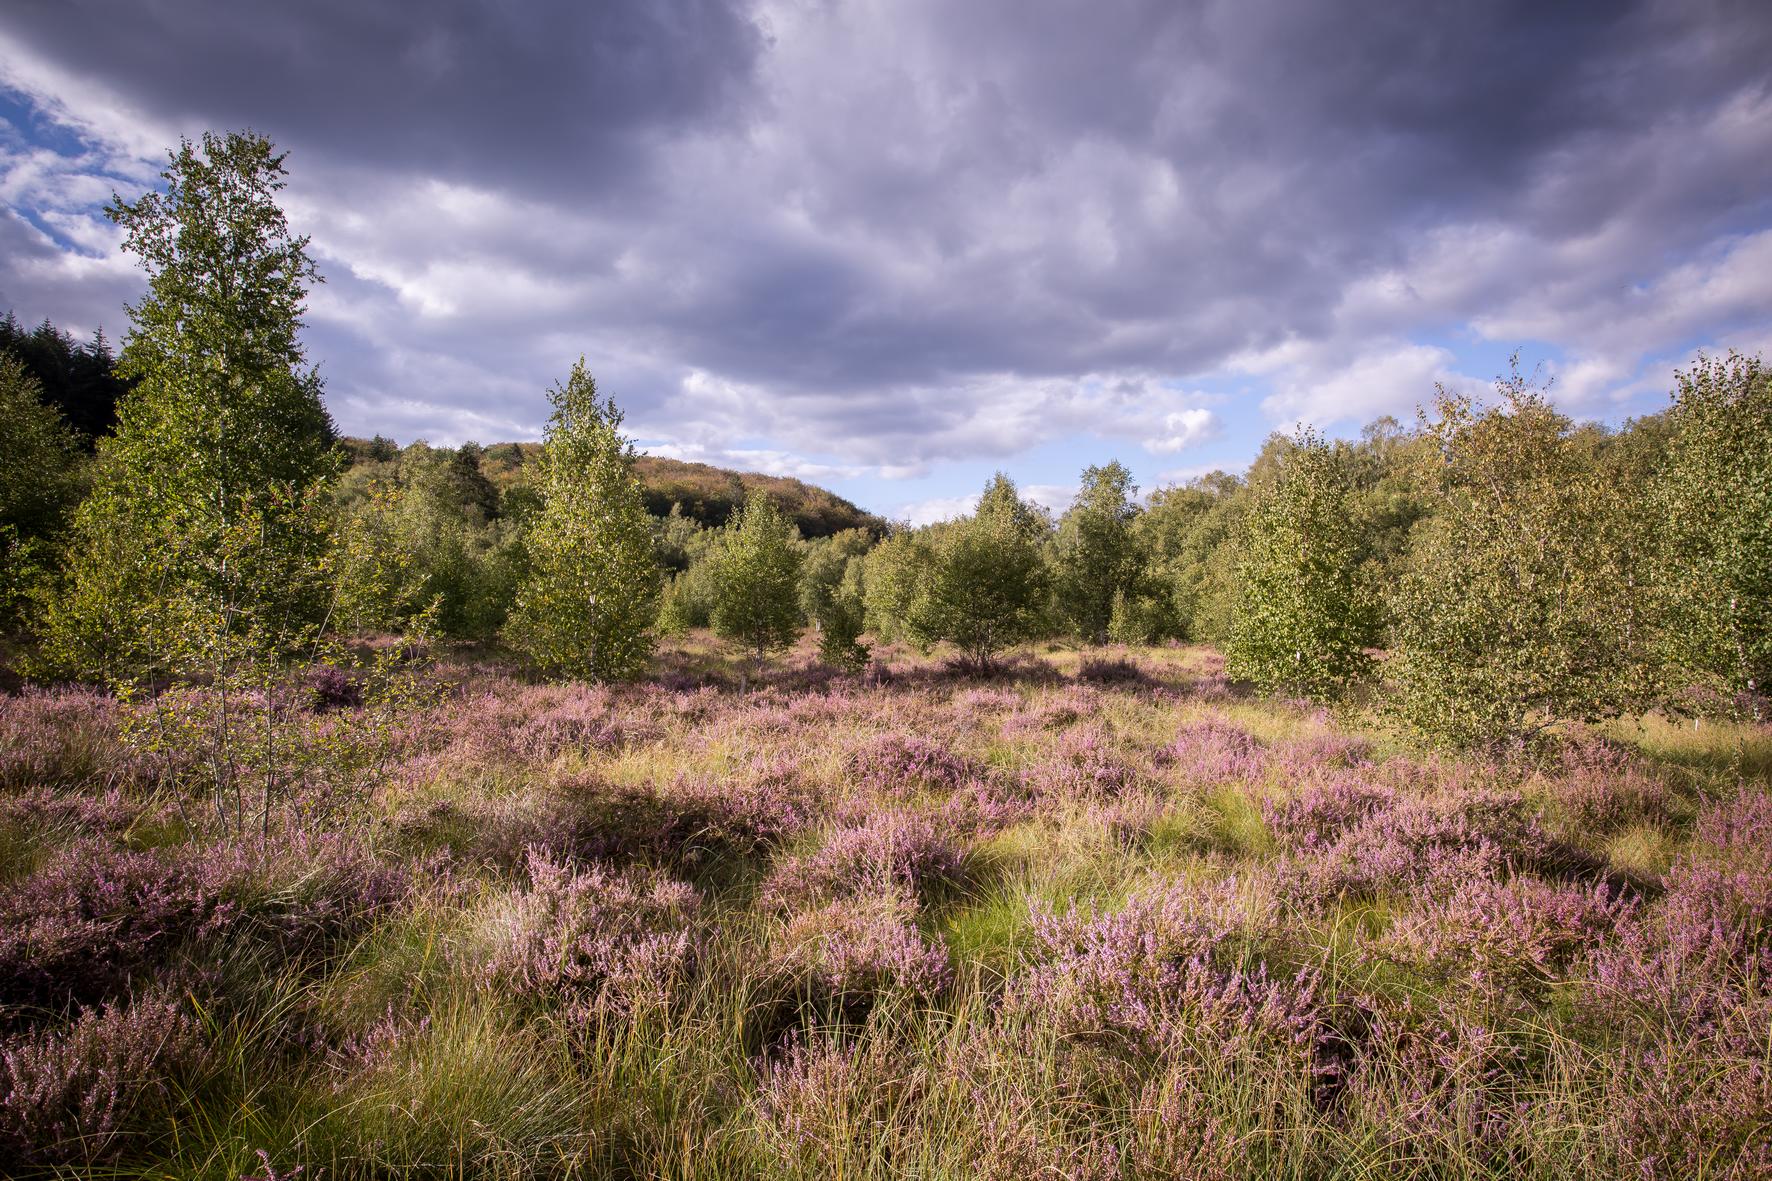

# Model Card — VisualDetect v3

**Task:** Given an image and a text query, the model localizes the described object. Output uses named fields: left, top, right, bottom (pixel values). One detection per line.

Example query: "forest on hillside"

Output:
left=2, top=131, right=1769, bottom=1179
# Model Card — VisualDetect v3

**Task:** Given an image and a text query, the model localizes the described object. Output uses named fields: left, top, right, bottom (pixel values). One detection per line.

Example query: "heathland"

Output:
left=2, top=129, right=1770, bottom=1179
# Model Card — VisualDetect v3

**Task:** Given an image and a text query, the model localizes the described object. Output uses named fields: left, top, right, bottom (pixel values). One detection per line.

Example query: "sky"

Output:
left=1, top=1, right=1769, bottom=525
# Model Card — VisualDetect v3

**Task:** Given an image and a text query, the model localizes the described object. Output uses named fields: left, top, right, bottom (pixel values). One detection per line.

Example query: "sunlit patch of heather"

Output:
left=486, top=848, right=700, bottom=1014
left=1020, top=723, right=1142, bottom=801
left=439, top=681, right=652, bottom=764
left=1583, top=790, right=1772, bottom=1042
left=1542, top=734, right=1673, bottom=833
left=934, top=776, right=1042, bottom=837
left=1, top=785, right=142, bottom=840
left=1001, top=683, right=1103, bottom=737
left=1006, top=878, right=1320, bottom=1072
left=636, top=681, right=722, bottom=723
left=1080, top=791, right=1172, bottom=853
left=760, top=811, right=967, bottom=911
left=1262, top=777, right=1393, bottom=849
left=1376, top=876, right=1634, bottom=1011
left=952, top=686, right=1022, bottom=719
left=758, top=893, right=952, bottom=1027
left=1127, top=1065, right=1275, bottom=1180
left=1273, top=733, right=1376, bottom=777
left=0, top=687, right=130, bottom=792
left=1602, top=1018, right=1772, bottom=1180
left=0, top=992, right=211, bottom=1167
left=1269, top=785, right=1550, bottom=910
left=1155, top=715, right=1268, bottom=783
left=844, top=733, right=979, bottom=797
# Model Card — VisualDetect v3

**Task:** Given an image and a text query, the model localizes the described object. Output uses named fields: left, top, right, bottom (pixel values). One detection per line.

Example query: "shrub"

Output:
left=486, top=848, right=700, bottom=1014
left=759, top=894, right=953, bottom=1019
left=1385, top=369, right=1651, bottom=746
left=1652, top=352, right=1772, bottom=720
left=0, top=993, right=211, bottom=1167
left=1225, top=430, right=1377, bottom=703
left=709, top=492, right=804, bottom=681
left=760, top=811, right=966, bottom=911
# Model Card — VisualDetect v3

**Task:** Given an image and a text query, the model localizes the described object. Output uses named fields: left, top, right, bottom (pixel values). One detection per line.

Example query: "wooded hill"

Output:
left=339, top=437, right=886, bottom=539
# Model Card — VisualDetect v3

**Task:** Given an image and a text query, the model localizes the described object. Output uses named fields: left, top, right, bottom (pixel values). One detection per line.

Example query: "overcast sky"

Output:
left=2, top=1, right=1769, bottom=522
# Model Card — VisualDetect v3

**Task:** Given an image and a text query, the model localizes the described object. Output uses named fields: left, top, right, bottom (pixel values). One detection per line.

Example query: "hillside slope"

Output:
left=345, top=438, right=886, bottom=539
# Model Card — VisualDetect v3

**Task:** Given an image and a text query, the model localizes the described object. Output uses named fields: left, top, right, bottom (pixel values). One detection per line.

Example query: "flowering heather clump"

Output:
left=1334, top=1007, right=1529, bottom=1160
left=1376, top=876, right=1634, bottom=1010
left=0, top=840, right=220, bottom=1019
left=1156, top=716, right=1268, bottom=783
left=0, top=993, right=211, bottom=1166
left=1583, top=790, right=1772, bottom=1041
left=305, top=664, right=363, bottom=712
left=1602, top=1018, right=1772, bottom=1180
left=1262, top=778, right=1394, bottom=849
left=844, top=733, right=978, bottom=797
left=210, top=833, right=416, bottom=958
left=1001, top=684, right=1102, bottom=736
left=0, top=785, right=142, bottom=839
left=1021, top=723, right=1141, bottom=800
left=952, top=686, right=1022, bottom=717
left=1273, top=732, right=1375, bottom=777
left=1007, top=879, right=1319, bottom=1069
left=760, top=811, right=966, bottom=911
left=760, top=893, right=952, bottom=1022
left=753, top=1034, right=921, bottom=1174
left=1269, top=785, right=1550, bottom=909
left=443, top=681, right=641, bottom=763
left=0, top=687, right=129, bottom=791
left=488, top=848, right=700, bottom=1013
left=1543, top=734, right=1672, bottom=832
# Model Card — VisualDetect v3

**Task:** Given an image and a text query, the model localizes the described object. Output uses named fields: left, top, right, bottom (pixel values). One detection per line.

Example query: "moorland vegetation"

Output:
left=2, top=130, right=1769, bottom=1179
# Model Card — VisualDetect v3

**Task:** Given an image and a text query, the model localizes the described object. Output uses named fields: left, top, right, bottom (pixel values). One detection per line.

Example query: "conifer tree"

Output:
left=504, top=359, right=659, bottom=681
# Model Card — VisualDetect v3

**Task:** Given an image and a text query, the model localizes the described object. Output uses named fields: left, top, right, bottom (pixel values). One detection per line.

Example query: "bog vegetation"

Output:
left=2, top=131, right=1769, bottom=1179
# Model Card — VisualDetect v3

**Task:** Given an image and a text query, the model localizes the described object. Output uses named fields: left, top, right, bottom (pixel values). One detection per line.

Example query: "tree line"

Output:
left=2, top=130, right=1767, bottom=749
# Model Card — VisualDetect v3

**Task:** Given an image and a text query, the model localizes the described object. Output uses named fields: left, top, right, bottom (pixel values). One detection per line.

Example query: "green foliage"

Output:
left=874, top=474, right=1051, bottom=674
left=1386, top=366, right=1651, bottom=746
left=1225, top=429, right=1377, bottom=702
left=1137, top=471, right=1246, bottom=643
left=1652, top=352, right=1772, bottom=718
left=504, top=360, right=659, bottom=681
left=329, top=442, right=523, bottom=640
left=1051, top=461, right=1143, bottom=644
left=39, top=130, right=337, bottom=681
left=801, top=529, right=874, bottom=671
left=709, top=492, right=804, bottom=671
left=0, top=354, right=87, bottom=630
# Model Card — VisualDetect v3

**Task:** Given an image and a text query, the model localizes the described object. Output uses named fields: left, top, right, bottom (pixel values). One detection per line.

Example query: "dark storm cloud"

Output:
left=1, top=0, right=1769, bottom=463
left=0, top=0, right=764, bottom=201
